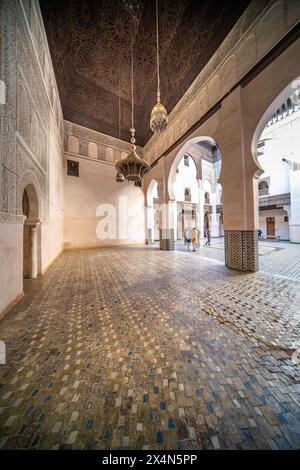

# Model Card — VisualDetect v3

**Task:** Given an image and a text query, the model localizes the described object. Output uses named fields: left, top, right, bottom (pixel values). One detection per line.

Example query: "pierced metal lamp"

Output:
left=150, top=0, right=168, bottom=133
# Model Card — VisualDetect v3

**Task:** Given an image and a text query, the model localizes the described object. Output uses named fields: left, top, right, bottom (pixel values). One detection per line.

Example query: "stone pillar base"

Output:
left=225, top=230, right=258, bottom=272
left=159, top=229, right=175, bottom=251
left=289, top=225, right=300, bottom=243
left=146, top=228, right=153, bottom=245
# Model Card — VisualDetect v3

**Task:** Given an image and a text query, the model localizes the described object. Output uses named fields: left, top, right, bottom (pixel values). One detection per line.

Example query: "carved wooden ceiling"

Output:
left=40, top=0, right=251, bottom=146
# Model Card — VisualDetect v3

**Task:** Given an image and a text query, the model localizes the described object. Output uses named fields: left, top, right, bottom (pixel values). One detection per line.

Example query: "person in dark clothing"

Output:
left=258, top=229, right=262, bottom=239
left=205, top=229, right=211, bottom=246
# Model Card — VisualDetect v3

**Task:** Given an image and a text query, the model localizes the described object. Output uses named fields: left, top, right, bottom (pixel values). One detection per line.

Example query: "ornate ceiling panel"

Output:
left=40, top=0, right=251, bottom=146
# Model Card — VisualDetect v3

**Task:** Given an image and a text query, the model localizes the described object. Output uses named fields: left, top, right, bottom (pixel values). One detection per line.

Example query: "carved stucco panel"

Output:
left=105, top=148, right=114, bottom=163
left=195, top=87, right=209, bottom=119
left=88, top=141, right=98, bottom=158
left=237, top=34, right=257, bottom=77
left=221, top=55, right=238, bottom=94
left=256, top=1, right=284, bottom=59
left=208, top=75, right=221, bottom=107
left=17, top=80, right=31, bottom=148
left=31, top=110, right=40, bottom=160
left=79, top=139, right=88, bottom=156
left=16, top=140, right=47, bottom=220
left=68, top=135, right=79, bottom=154
left=0, top=0, right=55, bottom=223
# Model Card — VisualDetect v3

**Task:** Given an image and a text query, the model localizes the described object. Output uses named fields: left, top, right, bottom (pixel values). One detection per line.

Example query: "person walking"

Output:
left=191, top=227, right=198, bottom=252
left=185, top=228, right=192, bottom=251
left=205, top=229, right=211, bottom=246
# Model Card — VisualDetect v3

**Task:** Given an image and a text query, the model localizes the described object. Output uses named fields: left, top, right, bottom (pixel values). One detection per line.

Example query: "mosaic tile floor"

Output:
left=1, top=247, right=300, bottom=450
left=175, top=239, right=300, bottom=281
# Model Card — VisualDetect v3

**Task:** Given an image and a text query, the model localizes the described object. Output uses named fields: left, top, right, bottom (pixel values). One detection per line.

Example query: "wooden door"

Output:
left=266, top=217, right=275, bottom=238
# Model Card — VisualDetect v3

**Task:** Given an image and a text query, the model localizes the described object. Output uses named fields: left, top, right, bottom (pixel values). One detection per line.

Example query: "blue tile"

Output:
left=86, top=419, right=94, bottom=430
left=103, top=428, right=111, bottom=439
left=243, top=430, right=253, bottom=441
left=143, top=394, right=149, bottom=403
left=157, top=431, right=163, bottom=443
left=31, top=433, right=41, bottom=448
left=207, top=404, right=214, bottom=413
left=160, top=401, right=166, bottom=410
left=279, top=414, right=288, bottom=424
left=20, top=425, right=27, bottom=434
left=196, top=388, right=202, bottom=397
left=235, top=443, right=243, bottom=450
left=26, top=405, right=35, bottom=415
left=153, top=386, right=160, bottom=394
left=168, top=418, right=176, bottom=429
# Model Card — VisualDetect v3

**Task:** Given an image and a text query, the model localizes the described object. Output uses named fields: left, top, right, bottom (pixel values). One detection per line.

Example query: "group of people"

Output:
left=183, top=227, right=211, bottom=251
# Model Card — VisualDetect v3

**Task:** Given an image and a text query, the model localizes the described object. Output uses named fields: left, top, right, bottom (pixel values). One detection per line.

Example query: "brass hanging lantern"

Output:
left=116, top=171, right=125, bottom=183
left=115, top=128, right=150, bottom=182
left=150, top=0, right=168, bottom=134
left=115, top=39, right=150, bottom=183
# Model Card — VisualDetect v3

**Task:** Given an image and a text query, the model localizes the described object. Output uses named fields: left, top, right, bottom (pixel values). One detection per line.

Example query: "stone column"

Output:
left=210, top=192, right=219, bottom=237
left=146, top=204, right=154, bottom=244
left=219, top=86, right=259, bottom=272
left=197, top=179, right=204, bottom=241
left=289, top=170, right=300, bottom=243
left=159, top=200, right=175, bottom=250
left=29, top=225, right=38, bottom=279
left=173, top=200, right=178, bottom=242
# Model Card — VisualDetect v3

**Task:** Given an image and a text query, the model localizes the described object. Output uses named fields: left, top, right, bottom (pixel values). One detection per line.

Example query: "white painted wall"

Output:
left=174, top=157, right=198, bottom=203
left=0, top=223, right=23, bottom=317
left=290, top=170, right=300, bottom=242
left=258, top=107, right=300, bottom=242
left=63, top=157, right=145, bottom=248
left=259, top=209, right=289, bottom=240
left=258, top=108, right=300, bottom=193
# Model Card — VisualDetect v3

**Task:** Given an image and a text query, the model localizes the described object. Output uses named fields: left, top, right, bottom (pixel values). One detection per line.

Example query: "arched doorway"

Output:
left=252, top=77, right=300, bottom=277
left=174, top=155, right=198, bottom=240
left=168, top=136, right=223, bottom=257
left=22, top=184, right=41, bottom=279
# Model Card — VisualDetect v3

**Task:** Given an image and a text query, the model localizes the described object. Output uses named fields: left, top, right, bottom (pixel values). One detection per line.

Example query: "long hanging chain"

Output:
left=131, top=41, right=134, bottom=132
left=118, top=51, right=121, bottom=141
left=156, top=0, right=160, bottom=103
left=130, top=23, right=136, bottom=149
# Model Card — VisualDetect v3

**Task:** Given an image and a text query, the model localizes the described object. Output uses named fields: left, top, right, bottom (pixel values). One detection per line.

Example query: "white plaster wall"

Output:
left=0, top=223, right=23, bottom=317
left=290, top=170, right=300, bottom=242
left=174, top=157, right=198, bottom=203
left=63, top=157, right=145, bottom=248
left=259, top=209, right=289, bottom=240
left=258, top=109, right=300, bottom=194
